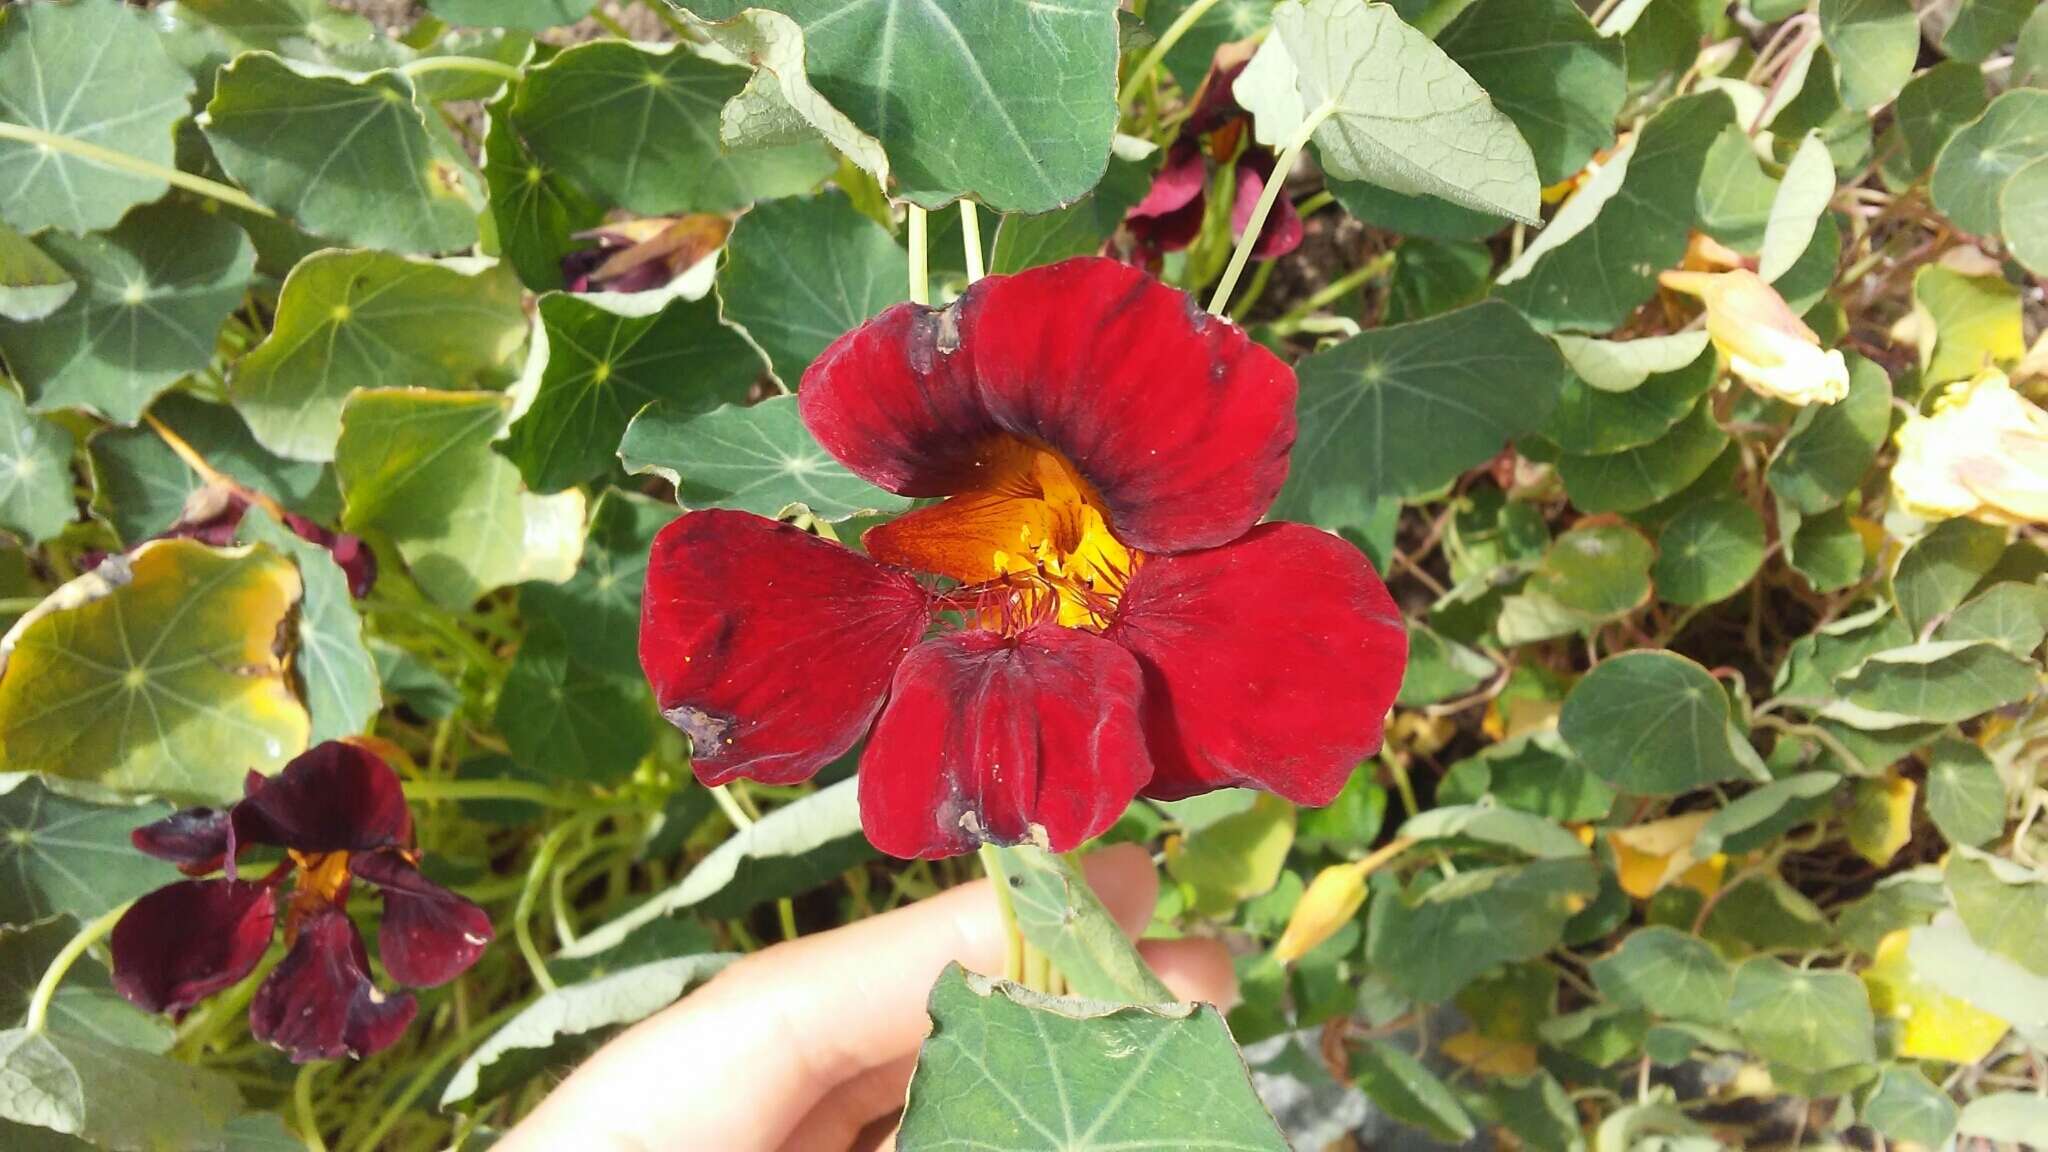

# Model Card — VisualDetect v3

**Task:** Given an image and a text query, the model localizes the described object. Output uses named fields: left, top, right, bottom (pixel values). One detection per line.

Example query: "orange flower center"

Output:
left=863, top=438, right=1140, bottom=633
left=283, top=850, right=353, bottom=944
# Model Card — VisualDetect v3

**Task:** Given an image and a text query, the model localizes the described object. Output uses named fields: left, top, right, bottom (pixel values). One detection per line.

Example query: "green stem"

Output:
left=1208, top=104, right=1332, bottom=315
left=960, top=200, right=986, bottom=283
left=0, top=121, right=274, bottom=217
left=24, top=903, right=129, bottom=1033
left=979, top=844, right=1027, bottom=984
left=1267, top=249, right=1397, bottom=337
left=589, top=8, right=635, bottom=39
left=1294, top=189, right=1335, bottom=218
left=709, top=783, right=756, bottom=829
left=402, top=778, right=603, bottom=811
left=639, top=0, right=695, bottom=38
left=1118, top=0, right=1227, bottom=115
left=347, top=1002, right=524, bottom=1152
left=1228, top=258, right=1277, bottom=321
left=361, top=599, right=505, bottom=672
left=907, top=204, right=931, bottom=306
left=397, top=56, right=524, bottom=83
left=515, top=818, right=590, bottom=994
left=0, top=597, right=46, bottom=614
left=295, top=1064, right=331, bottom=1152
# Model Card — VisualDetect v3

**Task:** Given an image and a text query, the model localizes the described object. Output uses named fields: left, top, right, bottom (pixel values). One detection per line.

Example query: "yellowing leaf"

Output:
left=1166, top=794, right=1296, bottom=917
left=1848, top=775, right=1917, bottom=867
left=1441, top=1031, right=1539, bottom=1077
left=1609, top=812, right=1726, bottom=900
left=0, top=539, right=309, bottom=801
left=1863, top=930, right=2009, bottom=1063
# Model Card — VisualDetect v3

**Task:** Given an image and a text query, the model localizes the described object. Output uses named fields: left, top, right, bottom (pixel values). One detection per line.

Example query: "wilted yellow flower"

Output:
left=1862, top=930, right=2009, bottom=1063
left=1892, top=369, right=2048, bottom=526
left=1608, top=812, right=1726, bottom=901
left=1659, top=268, right=1851, bottom=406
left=1273, top=861, right=1370, bottom=964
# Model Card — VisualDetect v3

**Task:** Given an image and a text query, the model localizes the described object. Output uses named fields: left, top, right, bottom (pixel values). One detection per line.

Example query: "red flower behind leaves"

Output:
left=1120, top=61, right=1304, bottom=269
left=640, top=258, right=1407, bottom=860
left=111, top=743, right=492, bottom=1063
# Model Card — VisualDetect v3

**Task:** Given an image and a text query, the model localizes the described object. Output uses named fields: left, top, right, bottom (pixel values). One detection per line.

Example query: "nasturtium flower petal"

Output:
left=801, top=257, right=1297, bottom=554
left=250, top=905, right=417, bottom=1063
left=351, top=852, right=494, bottom=989
left=640, top=510, right=933, bottom=786
left=111, top=879, right=276, bottom=1019
left=233, top=742, right=413, bottom=854
left=1110, top=523, right=1405, bottom=803
left=859, top=625, right=1152, bottom=859
left=131, top=807, right=235, bottom=876
left=1233, top=156, right=1304, bottom=259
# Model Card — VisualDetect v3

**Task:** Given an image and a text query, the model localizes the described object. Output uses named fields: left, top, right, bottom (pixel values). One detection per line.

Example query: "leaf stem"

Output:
left=1208, top=103, right=1332, bottom=315
left=1266, top=248, right=1397, bottom=337
left=0, top=121, right=275, bottom=217
left=588, top=7, right=635, bottom=39
left=295, top=1064, right=330, bottom=1152
left=709, top=783, right=756, bottom=829
left=515, top=817, right=591, bottom=994
left=1118, top=0, right=1227, bottom=115
left=396, top=56, right=525, bottom=83
left=24, top=901, right=130, bottom=1034
left=346, top=1000, right=524, bottom=1152
left=959, top=200, right=986, bottom=283
left=979, top=843, right=1027, bottom=983
left=906, top=203, right=931, bottom=305
left=402, top=777, right=604, bottom=811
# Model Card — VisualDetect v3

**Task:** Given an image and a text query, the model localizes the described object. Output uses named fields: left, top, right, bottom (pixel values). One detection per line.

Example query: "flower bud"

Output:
left=1274, top=861, right=1370, bottom=963
left=1659, top=268, right=1850, bottom=406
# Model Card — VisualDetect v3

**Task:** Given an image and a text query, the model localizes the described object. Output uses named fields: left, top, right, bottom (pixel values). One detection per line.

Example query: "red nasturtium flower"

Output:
left=640, top=258, right=1407, bottom=859
left=1119, top=59, right=1304, bottom=269
left=110, top=742, right=492, bottom=1062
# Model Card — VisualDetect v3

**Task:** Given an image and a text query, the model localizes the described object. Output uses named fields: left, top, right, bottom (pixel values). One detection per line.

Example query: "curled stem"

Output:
left=24, top=902, right=130, bottom=1034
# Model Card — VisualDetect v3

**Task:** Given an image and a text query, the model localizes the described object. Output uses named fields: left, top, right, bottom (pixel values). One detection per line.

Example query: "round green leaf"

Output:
left=1435, top=0, right=1625, bottom=185
left=1557, top=399, right=1730, bottom=515
left=687, top=0, right=1121, bottom=214
left=1653, top=497, right=1766, bottom=606
left=1834, top=640, right=2038, bottom=727
left=2001, top=154, right=2048, bottom=277
left=203, top=52, right=482, bottom=254
left=0, top=383, right=73, bottom=544
left=1728, top=956, right=1876, bottom=1072
left=1862, top=1064, right=1959, bottom=1148
left=1930, top=89, right=2048, bottom=238
left=425, top=0, right=597, bottom=32
left=619, top=394, right=911, bottom=523
left=1818, top=0, right=1916, bottom=111
left=897, top=966, right=1290, bottom=1151
left=1894, top=62, right=1988, bottom=176
left=1559, top=650, right=1753, bottom=796
left=1758, top=132, right=1835, bottom=283
left=0, top=778, right=173, bottom=928
left=502, top=290, right=763, bottom=493
left=1250, top=0, right=1538, bottom=222
left=496, top=613, right=654, bottom=786
left=1544, top=346, right=1715, bottom=455
left=1350, top=1040, right=1477, bottom=1142
left=1766, top=354, right=1890, bottom=516
left=1589, top=926, right=1732, bottom=1024
left=1272, top=300, right=1567, bottom=518
left=230, top=250, right=527, bottom=461
left=1939, top=0, right=2035, bottom=64
left=0, top=203, right=255, bottom=424
left=481, top=98, right=603, bottom=293
left=1365, top=858, right=1599, bottom=1002
left=0, top=539, right=310, bottom=800
left=509, top=40, right=835, bottom=217
left=1891, top=516, right=2007, bottom=633
left=716, top=191, right=908, bottom=388
left=1924, top=736, right=2008, bottom=848
left=0, top=0, right=196, bottom=236
left=336, top=389, right=584, bottom=610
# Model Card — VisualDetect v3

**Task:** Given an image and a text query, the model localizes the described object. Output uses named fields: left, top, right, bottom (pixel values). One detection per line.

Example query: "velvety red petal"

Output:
left=1234, top=158, right=1304, bottom=260
left=800, top=258, right=1296, bottom=554
left=249, top=906, right=417, bottom=1063
left=132, top=807, right=235, bottom=875
left=858, top=625, right=1151, bottom=860
left=1130, top=141, right=1207, bottom=219
left=1186, top=59, right=1251, bottom=137
left=111, top=880, right=276, bottom=1018
left=1125, top=193, right=1205, bottom=259
left=1108, top=523, right=1407, bottom=804
left=350, top=852, right=494, bottom=988
left=640, top=510, right=933, bottom=787
left=233, top=741, right=413, bottom=854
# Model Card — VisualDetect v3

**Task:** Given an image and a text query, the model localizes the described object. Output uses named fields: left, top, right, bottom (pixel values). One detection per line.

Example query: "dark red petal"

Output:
left=1108, top=523, right=1407, bottom=804
left=1125, top=193, right=1206, bottom=259
left=858, top=625, right=1152, bottom=860
left=283, top=512, right=378, bottom=598
left=248, top=906, right=416, bottom=1063
left=1130, top=141, right=1207, bottom=219
left=1185, top=59, right=1251, bottom=137
left=350, top=852, right=494, bottom=988
left=803, top=259, right=1297, bottom=554
left=640, top=510, right=933, bottom=787
left=1234, top=158, right=1304, bottom=260
left=132, top=807, right=235, bottom=875
left=111, top=880, right=275, bottom=1018
left=233, top=741, right=413, bottom=854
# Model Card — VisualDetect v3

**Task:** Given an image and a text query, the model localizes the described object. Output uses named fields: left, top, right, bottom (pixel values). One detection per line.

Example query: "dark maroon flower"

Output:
left=1119, top=60, right=1303, bottom=268
left=561, top=214, right=730, bottom=293
left=640, top=258, right=1407, bottom=860
left=113, top=742, right=492, bottom=1062
left=83, top=485, right=378, bottom=597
